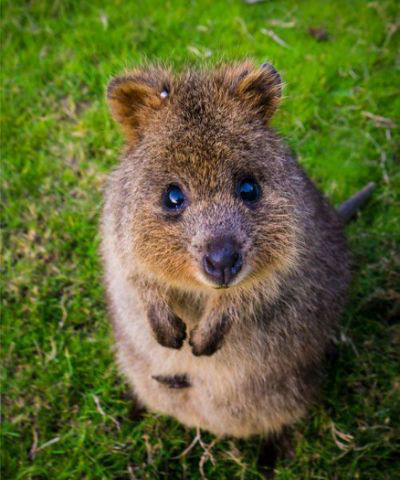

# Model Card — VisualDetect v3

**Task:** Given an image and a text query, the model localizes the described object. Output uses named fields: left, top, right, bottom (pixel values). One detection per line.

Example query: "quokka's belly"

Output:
left=117, top=327, right=305, bottom=438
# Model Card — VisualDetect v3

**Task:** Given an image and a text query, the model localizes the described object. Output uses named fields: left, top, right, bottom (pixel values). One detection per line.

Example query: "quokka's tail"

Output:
left=337, top=182, right=375, bottom=223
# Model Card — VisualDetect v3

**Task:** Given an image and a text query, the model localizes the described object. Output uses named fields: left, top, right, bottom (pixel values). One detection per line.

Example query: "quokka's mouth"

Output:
left=196, top=266, right=251, bottom=290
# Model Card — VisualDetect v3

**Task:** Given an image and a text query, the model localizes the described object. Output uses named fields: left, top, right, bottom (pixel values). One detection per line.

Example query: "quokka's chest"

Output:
left=116, top=313, right=307, bottom=438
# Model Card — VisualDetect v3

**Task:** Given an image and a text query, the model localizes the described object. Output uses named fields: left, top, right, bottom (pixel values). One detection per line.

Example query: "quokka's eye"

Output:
left=162, top=184, right=186, bottom=212
left=237, top=178, right=261, bottom=204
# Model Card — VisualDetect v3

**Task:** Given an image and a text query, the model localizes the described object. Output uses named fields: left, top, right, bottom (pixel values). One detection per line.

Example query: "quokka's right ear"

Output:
left=107, top=68, right=172, bottom=143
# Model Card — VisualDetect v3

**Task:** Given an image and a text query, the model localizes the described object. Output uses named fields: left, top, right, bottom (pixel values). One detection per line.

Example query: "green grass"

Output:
left=1, top=0, right=399, bottom=478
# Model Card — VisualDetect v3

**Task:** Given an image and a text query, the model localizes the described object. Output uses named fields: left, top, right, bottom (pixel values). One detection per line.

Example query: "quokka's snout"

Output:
left=202, top=236, right=243, bottom=287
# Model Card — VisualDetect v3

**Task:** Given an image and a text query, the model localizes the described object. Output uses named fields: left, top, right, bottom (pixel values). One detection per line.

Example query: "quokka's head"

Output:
left=107, top=61, right=300, bottom=292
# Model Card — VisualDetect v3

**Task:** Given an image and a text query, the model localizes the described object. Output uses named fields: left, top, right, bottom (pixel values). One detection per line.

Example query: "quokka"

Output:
left=101, top=61, right=374, bottom=447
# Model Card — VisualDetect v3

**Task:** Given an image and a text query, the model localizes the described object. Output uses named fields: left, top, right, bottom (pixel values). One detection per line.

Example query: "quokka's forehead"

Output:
left=170, top=75, right=234, bottom=118
left=147, top=132, right=265, bottom=184
left=152, top=109, right=268, bottom=171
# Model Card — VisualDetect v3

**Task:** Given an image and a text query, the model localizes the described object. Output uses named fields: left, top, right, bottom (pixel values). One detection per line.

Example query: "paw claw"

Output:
left=189, top=328, right=220, bottom=356
left=158, top=319, right=187, bottom=349
left=148, top=305, right=187, bottom=349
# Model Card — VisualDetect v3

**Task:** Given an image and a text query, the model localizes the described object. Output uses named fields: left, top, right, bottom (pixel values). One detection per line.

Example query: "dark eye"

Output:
left=163, top=184, right=186, bottom=212
left=237, top=178, right=261, bottom=204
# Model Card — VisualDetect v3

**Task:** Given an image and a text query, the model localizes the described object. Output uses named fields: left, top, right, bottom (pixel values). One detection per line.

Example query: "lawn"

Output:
left=1, top=0, right=399, bottom=478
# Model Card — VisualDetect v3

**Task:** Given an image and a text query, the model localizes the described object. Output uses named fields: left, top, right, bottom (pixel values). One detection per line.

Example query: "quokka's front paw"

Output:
left=189, top=315, right=229, bottom=356
left=148, top=305, right=187, bottom=349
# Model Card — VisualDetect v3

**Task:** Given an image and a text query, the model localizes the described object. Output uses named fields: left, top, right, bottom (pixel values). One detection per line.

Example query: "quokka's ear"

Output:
left=221, top=61, right=282, bottom=123
left=107, top=68, right=172, bottom=142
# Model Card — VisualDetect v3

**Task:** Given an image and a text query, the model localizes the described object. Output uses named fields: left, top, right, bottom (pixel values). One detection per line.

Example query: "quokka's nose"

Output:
left=202, top=237, right=242, bottom=286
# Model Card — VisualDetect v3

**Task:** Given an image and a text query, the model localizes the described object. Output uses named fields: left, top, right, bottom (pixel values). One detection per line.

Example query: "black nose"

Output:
left=202, top=237, right=242, bottom=286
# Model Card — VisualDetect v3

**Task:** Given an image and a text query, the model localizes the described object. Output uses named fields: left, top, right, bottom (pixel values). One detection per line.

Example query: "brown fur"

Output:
left=101, top=61, right=351, bottom=440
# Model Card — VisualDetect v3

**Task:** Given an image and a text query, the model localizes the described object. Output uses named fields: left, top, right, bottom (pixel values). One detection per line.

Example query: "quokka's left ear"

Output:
left=107, top=68, right=172, bottom=143
left=220, top=61, right=283, bottom=123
